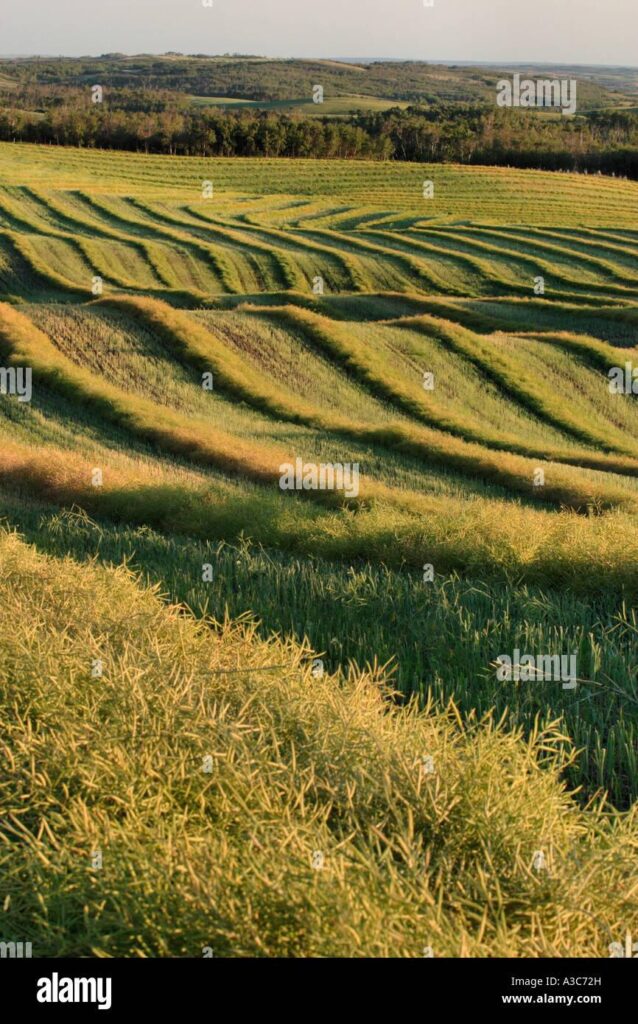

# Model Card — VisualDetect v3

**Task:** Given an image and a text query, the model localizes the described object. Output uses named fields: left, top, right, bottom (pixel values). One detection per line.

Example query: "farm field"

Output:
left=187, top=93, right=412, bottom=115
left=0, top=140, right=637, bottom=957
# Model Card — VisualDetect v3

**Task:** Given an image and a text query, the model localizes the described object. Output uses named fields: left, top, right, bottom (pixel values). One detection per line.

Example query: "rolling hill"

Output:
left=0, top=140, right=637, bottom=956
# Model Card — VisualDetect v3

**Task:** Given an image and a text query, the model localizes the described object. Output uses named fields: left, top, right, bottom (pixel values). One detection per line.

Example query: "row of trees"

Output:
left=0, top=105, right=392, bottom=158
left=1, top=97, right=637, bottom=176
left=356, top=106, right=638, bottom=176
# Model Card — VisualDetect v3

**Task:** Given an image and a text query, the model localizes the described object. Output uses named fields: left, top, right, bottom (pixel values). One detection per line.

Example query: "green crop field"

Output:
left=0, top=140, right=637, bottom=958
left=188, top=93, right=411, bottom=115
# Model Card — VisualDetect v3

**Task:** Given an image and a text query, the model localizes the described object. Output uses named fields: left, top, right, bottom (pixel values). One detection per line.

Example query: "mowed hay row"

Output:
left=397, top=316, right=638, bottom=460
left=0, top=188, right=210, bottom=302
left=134, top=200, right=304, bottom=292
left=94, top=294, right=638, bottom=510
left=74, top=236, right=168, bottom=292
left=421, top=224, right=638, bottom=293
left=1, top=529, right=637, bottom=956
left=70, top=192, right=240, bottom=294
left=356, top=228, right=516, bottom=296
left=1, top=150, right=636, bottom=305
left=292, top=225, right=460, bottom=294
left=1, top=182, right=629, bottom=307
left=368, top=294, right=638, bottom=344
left=460, top=224, right=638, bottom=286
left=254, top=303, right=638, bottom=488
left=410, top=226, right=638, bottom=302
left=0, top=300, right=497, bottom=519
left=121, top=197, right=269, bottom=295
left=0, top=188, right=60, bottom=234
left=98, top=294, right=368, bottom=429
left=4, top=434, right=638, bottom=595
left=535, top=226, right=638, bottom=270
left=500, top=335, right=638, bottom=448
left=0, top=302, right=290, bottom=485
left=26, top=189, right=194, bottom=293
left=126, top=197, right=283, bottom=294
left=0, top=231, right=93, bottom=297
left=3, top=144, right=638, bottom=225
left=1, top=300, right=414, bottom=511
left=190, top=307, right=400, bottom=423
left=451, top=224, right=638, bottom=288
left=0, top=299, right=429, bottom=503
left=0, top=234, right=59, bottom=300
left=60, top=191, right=223, bottom=296
left=184, top=207, right=371, bottom=292
left=445, top=301, right=638, bottom=349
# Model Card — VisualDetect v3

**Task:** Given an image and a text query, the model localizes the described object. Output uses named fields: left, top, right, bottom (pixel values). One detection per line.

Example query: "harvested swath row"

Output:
left=2, top=144, right=637, bottom=225
left=379, top=296, right=638, bottom=342
left=363, top=231, right=638, bottom=307
left=309, top=207, right=399, bottom=231
left=186, top=206, right=372, bottom=292
left=253, top=302, right=638, bottom=484
left=5, top=242, right=632, bottom=512
left=357, top=229, right=486, bottom=293
left=0, top=206, right=102, bottom=299
left=319, top=225, right=546, bottom=298
left=495, top=226, right=638, bottom=277
left=101, top=294, right=638, bottom=510
left=0, top=189, right=56, bottom=234
left=126, top=197, right=279, bottom=295
left=294, top=226, right=461, bottom=295
left=4, top=437, right=638, bottom=594
left=0, top=302, right=290, bottom=486
left=410, top=228, right=631, bottom=304
left=0, top=231, right=91, bottom=297
left=376, top=297, right=638, bottom=355
left=20, top=187, right=117, bottom=237
left=227, top=196, right=323, bottom=226
left=304, top=227, right=625, bottom=305
left=69, top=192, right=236, bottom=295
left=248, top=201, right=354, bottom=229
left=0, top=234, right=60, bottom=300
left=252, top=291, right=638, bottom=337
left=442, top=224, right=638, bottom=290
left=358, top=229, right=522, bottom=297
left=2, top=530, right=637, bottom=956
left=206, top=290, right=633, bottom=334
left=74, top=192, right=242, bottom=294
left=521, top=330, right=638, bottom=379
left=0, top=188, right=181, bottom=298
left=72, top=236, right=210, bottom=306
left=73, top=236, right=167, bottom=292
left=417, top=227, right=638, bottom=302
left=23, top=188, right=210, bottom=300
left=397, top=316, right=638, bottom=460
left=545, top=227, right=638, bottom=259
left=2, top=302, right=637, bottom=553
left=0, top=191, right=174, bottom=297
left=61, top=189, right=220, bottom=296
left=137, top=200, right=303, bottom=292
left=3, top=300, right=567, bottom=525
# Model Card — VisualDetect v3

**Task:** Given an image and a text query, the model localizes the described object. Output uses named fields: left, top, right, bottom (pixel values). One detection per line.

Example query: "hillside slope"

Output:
left=0, top=529, right=635, bottom=957
left=0, top=141, right=637, bottom=814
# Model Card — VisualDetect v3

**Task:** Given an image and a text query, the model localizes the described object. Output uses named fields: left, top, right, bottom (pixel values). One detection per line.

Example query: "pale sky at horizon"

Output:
left=1, top=0, right=636, bottom=66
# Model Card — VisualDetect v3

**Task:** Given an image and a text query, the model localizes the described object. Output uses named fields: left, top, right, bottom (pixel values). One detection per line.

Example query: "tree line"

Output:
left=1, top=91, right=637, bottom=177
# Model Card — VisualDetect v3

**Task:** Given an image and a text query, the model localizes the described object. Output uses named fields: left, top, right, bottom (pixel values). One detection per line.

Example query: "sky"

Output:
left=1, top=0, right=637, bottom=66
